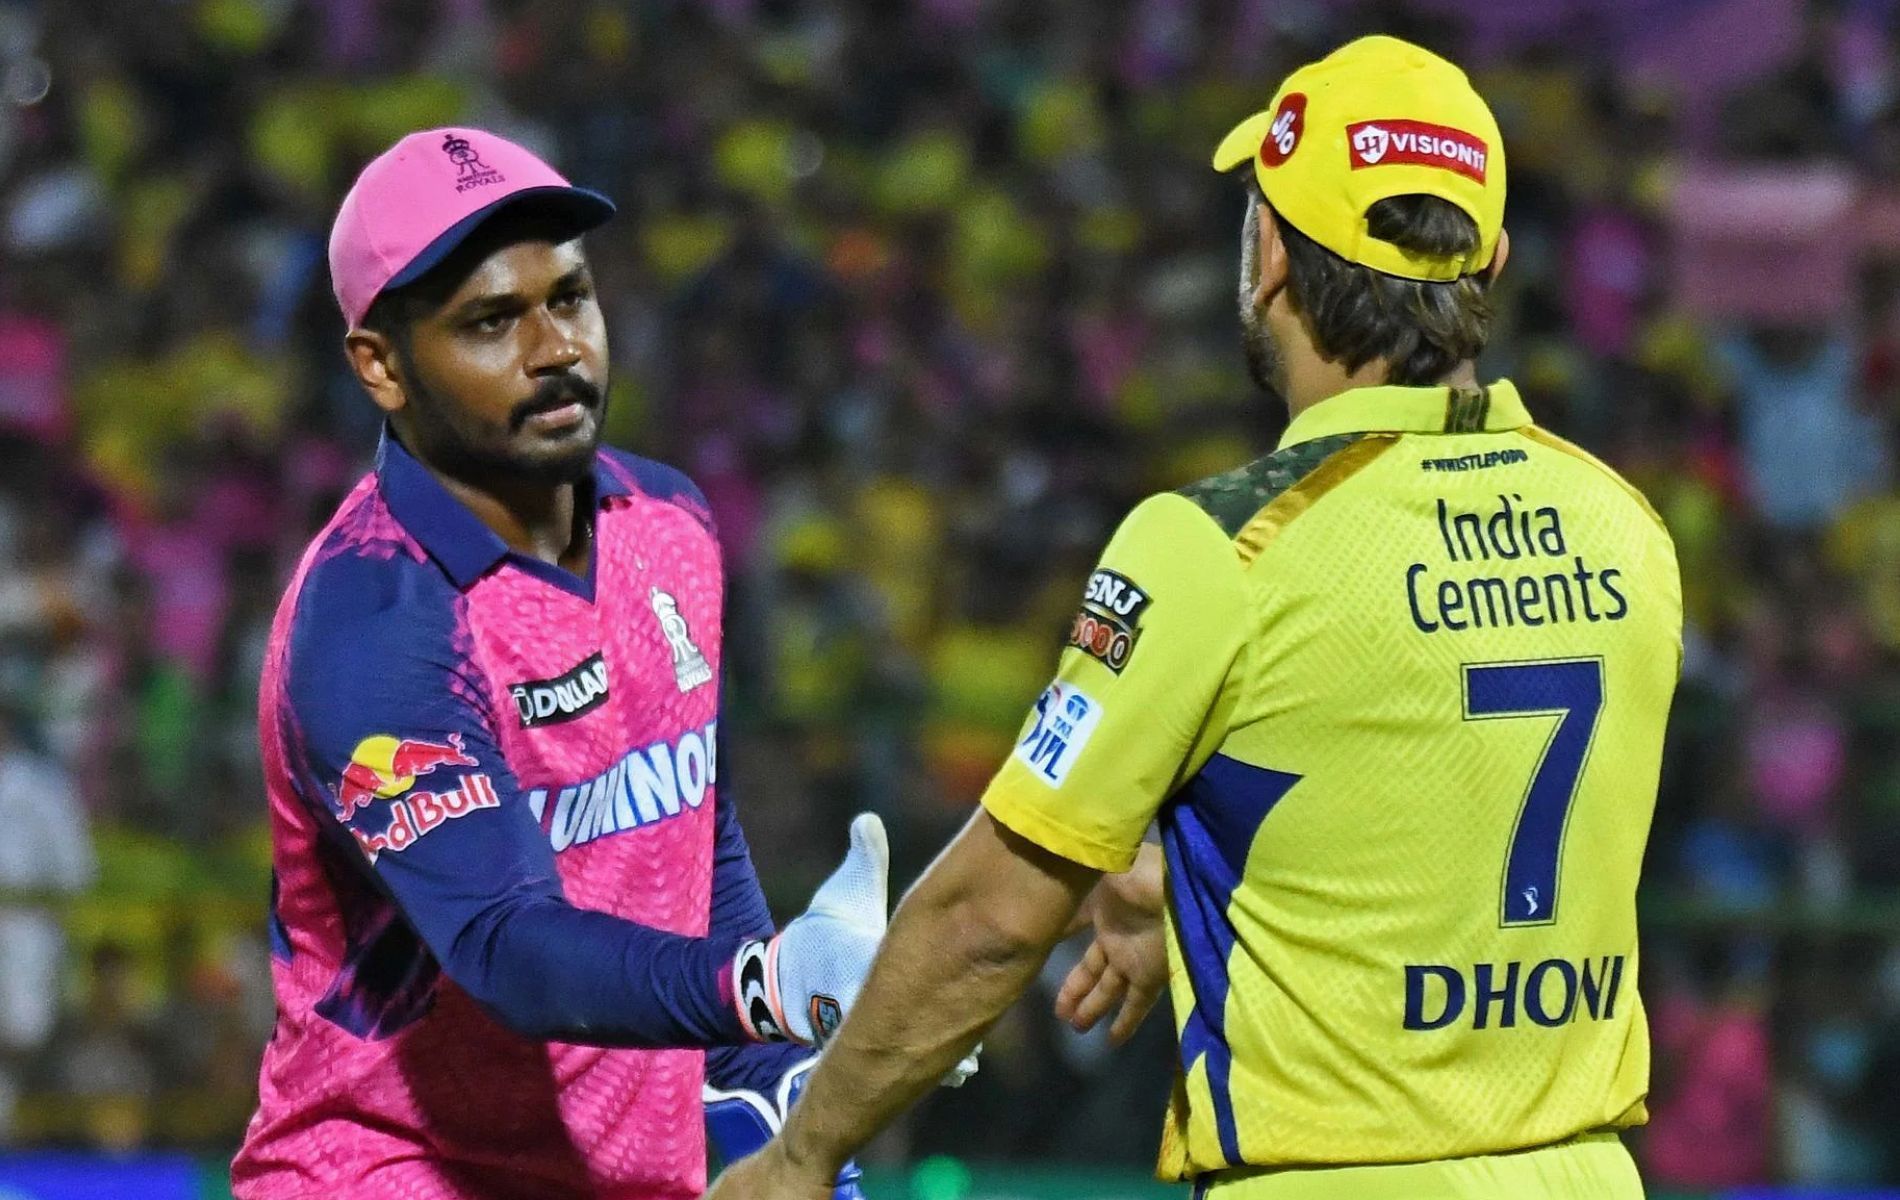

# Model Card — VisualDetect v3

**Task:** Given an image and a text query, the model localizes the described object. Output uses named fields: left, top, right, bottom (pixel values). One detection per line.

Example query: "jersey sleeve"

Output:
left=280, top=558, right=748, bottom=1047
left=980, top=493, right=1250, bottom=872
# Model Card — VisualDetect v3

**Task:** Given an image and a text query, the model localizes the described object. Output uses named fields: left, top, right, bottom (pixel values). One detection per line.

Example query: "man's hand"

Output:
left=745, top=811, right=1102, bottom=1180
left=1055, top=842, right=1168, bottom=1045
left=703, top=1140, right=834, bottom=1200
left=734, top=814, right=889, bottom=1045
left=704, top=1053, right=866, bottom=1199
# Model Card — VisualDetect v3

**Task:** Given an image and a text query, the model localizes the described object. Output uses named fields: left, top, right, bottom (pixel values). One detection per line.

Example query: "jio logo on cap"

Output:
left=1259, top=92, right=1307, bottom=167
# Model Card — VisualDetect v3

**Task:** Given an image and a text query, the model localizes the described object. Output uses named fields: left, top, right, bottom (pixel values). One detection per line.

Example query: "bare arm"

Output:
left=721, top=809, right=1102, bottom=1191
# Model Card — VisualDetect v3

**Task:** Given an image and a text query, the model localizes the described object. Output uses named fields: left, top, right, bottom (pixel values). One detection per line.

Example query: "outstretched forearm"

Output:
left=443, top=894, right=748, bottom=1044
left=775, top=810, right=1101, bottom=1179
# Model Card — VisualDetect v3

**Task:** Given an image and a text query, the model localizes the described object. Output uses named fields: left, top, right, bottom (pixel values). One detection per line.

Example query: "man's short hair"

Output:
left=1257, top=180, right=1495, bottom=386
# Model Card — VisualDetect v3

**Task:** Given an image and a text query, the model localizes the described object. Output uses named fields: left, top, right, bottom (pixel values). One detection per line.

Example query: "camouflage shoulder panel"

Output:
left=1175, top=433, right=1369, bottom=539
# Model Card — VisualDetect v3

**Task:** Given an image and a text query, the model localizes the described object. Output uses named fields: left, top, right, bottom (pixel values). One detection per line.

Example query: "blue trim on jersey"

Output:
left=312, top=904, right=441, bottom=1040
left=597, top=446, right=716, bottom=536
left=1159, top=753, right=1301, bottom=1167
left=267, top=871, right=292, bottom=964
left=506, top=550, right=597, bottom=604
left=375, top=432, right=510, bottom=588
left=374, top=428, right=637, bottom=593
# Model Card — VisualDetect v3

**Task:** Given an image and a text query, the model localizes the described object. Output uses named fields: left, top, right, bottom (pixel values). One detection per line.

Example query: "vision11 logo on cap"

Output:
left=442, top=132, right=506, bottom=193
left=1346, top=119, right=1488, bottom=183
left=1259, top=92, right=1307, bottom=167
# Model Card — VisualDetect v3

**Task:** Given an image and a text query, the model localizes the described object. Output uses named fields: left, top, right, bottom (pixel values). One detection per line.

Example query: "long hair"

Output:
left=1259, top=182, right=1495, bottom=385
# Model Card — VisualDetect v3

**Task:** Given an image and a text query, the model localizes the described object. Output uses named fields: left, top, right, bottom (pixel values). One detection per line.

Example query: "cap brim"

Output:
left=385, top=185, right=617, bottom=292
left=1213, top=111, right=1275, bottom=171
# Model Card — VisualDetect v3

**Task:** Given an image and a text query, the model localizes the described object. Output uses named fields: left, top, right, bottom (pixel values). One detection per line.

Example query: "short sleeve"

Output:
left=980, top=493, right=1250, bottom=872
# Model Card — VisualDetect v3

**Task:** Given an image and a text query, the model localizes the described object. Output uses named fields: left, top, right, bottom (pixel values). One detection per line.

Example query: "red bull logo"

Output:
left=352, top=773, right=503, bottom=862
left=333, top=733, right=479, bottom=819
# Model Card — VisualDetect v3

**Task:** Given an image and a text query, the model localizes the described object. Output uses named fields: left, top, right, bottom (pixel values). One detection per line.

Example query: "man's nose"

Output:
left=525, top=309, right=582, bottom=374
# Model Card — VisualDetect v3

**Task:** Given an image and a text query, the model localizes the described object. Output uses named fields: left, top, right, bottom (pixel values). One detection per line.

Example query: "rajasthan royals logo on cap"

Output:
left=442, top=132, right=506, bottom=193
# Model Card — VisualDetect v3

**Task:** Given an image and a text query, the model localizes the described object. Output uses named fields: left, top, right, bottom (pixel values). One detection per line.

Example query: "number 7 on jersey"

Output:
left=1463, top=658, right=1605, bottom=928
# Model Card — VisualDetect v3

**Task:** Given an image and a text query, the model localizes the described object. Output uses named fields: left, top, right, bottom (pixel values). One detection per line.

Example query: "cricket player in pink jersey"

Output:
left=232, top=129, right=907, bottom=1199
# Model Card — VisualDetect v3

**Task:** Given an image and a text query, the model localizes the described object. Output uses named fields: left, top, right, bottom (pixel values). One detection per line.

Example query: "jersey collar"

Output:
left=1276, top=379, right=1532, bottom=450
left=375, top=427, right=633, bottom=590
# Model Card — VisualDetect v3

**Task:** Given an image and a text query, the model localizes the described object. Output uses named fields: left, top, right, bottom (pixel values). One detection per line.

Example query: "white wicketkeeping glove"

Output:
left=734, top=813, right=890, bottom=1045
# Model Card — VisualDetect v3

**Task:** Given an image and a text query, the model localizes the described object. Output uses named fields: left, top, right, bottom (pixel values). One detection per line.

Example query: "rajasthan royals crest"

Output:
left=650, top=587, right=713, bottom=693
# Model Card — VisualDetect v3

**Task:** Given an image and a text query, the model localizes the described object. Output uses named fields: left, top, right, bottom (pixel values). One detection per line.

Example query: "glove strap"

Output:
left=733, top=937, right=791, bottom=1042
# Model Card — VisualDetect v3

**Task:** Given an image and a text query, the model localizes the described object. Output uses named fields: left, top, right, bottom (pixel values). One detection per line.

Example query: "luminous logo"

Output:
left=511, top=652, right=610, bottom=729
left=1346, top=119, right=1488, bottom=183
left=527, top=719, right=719, bottom=851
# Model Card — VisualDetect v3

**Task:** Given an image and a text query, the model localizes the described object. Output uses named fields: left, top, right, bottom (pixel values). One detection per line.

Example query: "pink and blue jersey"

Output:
left=234, top=433, right=811, bottom=1199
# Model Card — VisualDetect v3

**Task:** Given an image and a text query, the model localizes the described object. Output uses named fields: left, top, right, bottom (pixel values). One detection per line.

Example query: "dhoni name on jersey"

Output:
left=977, top=381, right=1682, bottom=1178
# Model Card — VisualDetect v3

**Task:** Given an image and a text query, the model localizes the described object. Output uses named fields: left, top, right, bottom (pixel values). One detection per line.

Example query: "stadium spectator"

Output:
left=0, top=712, right=94, bottom=1140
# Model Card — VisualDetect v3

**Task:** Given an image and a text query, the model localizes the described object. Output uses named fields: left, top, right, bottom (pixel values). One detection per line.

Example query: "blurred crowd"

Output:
left=0, top=0, right=1898, bottom=1185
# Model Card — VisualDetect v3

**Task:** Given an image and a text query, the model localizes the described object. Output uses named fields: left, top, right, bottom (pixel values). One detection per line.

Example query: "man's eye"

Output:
left=552, top=288, right=591, bottom=310
left=469, top=313, right=511, bottom=334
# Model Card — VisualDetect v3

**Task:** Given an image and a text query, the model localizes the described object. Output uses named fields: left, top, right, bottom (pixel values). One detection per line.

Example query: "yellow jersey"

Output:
left=980, top=380, right=1681, bottom=1177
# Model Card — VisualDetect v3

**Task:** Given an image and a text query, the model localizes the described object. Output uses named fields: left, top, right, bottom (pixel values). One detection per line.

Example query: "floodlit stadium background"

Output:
left=0, top=0, right=1898, bottom=1195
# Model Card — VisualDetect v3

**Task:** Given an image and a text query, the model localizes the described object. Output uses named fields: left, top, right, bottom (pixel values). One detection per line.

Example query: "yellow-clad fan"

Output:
left=708, top=34, right=1680, bottom=1200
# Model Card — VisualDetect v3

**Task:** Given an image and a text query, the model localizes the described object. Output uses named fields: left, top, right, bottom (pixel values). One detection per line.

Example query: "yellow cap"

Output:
left=1213, top=35, right=1506, bottom=282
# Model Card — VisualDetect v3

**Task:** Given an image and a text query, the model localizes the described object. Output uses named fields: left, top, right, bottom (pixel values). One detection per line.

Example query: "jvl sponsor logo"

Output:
left=352, top=774, right=503, bottom=863
left=511, top=652, right=610, bottom=729
left=1067, top=569, right=1152, bottom=674
left=651, top=588, right=714, bottom=694
left=333, top=733, right=478, bottom=820
left=527, top=719, right=719, bottom=851
left=1013, top=682, right=1102, bottom=788
left=1347, top=119, right=1489, bottom=183
left=1403, top=955, right=1627, bottom=1031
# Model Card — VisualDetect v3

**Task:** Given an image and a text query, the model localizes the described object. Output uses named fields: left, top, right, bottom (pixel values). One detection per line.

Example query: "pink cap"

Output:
left=328, top=127, right=615, bottom=328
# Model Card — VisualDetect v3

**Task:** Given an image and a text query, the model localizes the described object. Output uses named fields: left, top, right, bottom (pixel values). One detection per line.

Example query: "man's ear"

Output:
left=1484, top=227, right=1511, bottom=285
left=344, top=330, right=408, bottom=418
left=1252, top=200, right=1291, bottom=312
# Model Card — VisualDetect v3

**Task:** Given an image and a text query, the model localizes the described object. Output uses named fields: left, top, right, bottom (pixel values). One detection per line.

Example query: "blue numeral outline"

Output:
left=1462, top=657, right=1605, bottom=928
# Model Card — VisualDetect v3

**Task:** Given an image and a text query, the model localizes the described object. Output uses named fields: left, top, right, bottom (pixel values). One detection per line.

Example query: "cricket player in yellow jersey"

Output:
left=708, top=34, right=1679, bottom=1200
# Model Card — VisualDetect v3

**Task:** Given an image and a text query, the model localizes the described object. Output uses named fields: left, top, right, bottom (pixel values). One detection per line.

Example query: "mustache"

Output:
left=510, top=374, right=603, bottom=431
